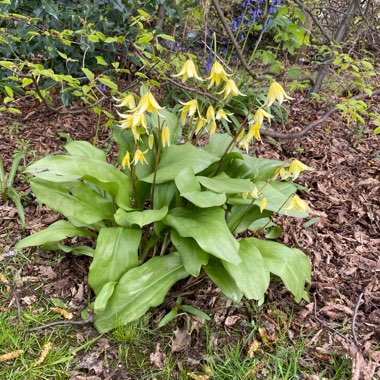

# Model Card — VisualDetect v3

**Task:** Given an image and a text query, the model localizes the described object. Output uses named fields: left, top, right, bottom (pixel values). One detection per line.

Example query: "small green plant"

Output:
left=0, top=152, right=26, bottom=231
left=17, top=58, right=312, bottom=333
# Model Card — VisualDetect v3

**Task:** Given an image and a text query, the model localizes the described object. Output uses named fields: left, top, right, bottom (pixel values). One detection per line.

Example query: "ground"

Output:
left=0, top=95, right=379, bottom=379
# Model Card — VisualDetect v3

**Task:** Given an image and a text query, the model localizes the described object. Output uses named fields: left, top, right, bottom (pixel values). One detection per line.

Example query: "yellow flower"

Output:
left=249, top=121, right=262, bottom=141
left=216, top=108, right=233, bottom=122
left=132, top=149, right=149, bottom=165
left=207, top=61, right=232, bottom=87
left=206, top=105, right=215, bottom=122
left=251, top=186, right=259, bottom=199
left=195, top=117, right=207, bottom=134
left=148, top=133, right=154, bottom=149
left=259, top=197, right=267, bottom=213
left=161, top=125, right=170, bottom=147
left=133, top=91, right=163, bottom=114
left=209, top=120, right=217, bottom=135
left=180, top=98, right=198, bottom=124
left=286, top=195, right=309, bottom=213
left=114, top=94, right=136, bottom=109
left=288, top=159, right=313, bottom=180
left=274, top=167, right=290, bottom=180
left=218, top=79, right=246, bottom=99
left=254, top=108, right=273, bottom=125
left=119, top=112, right=148, bottom=131
left=172, top=59, right=203, bottom=82
left=264, top=81, right=294, bottom=107
left=122, top=151, right=131, bottom=169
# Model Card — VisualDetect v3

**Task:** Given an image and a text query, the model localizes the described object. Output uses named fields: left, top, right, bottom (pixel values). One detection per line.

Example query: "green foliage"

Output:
left=0, top=152, right=26, bottom=231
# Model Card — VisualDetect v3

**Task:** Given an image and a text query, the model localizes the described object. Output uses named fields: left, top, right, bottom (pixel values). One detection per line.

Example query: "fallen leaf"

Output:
left=150, top=343, right=165, bottom=369
left=171, top=326, right=191, bottom=353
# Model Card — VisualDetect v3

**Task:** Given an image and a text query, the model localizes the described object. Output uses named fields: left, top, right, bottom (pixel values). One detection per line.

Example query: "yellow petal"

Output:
left=259, top=197, right=267, bottom=213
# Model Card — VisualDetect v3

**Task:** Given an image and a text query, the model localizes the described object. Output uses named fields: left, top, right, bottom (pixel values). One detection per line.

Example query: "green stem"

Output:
left=248, top=15, right=270, bottom=66
left=150, top=114, right=162, bottom=209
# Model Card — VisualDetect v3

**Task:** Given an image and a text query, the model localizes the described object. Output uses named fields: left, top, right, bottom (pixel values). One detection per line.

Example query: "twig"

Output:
left=352, top=292, right=364, bottom=347
left=210, top=0, right=259, bottom=80
left=27, top=317, right=93, bottom=332
left=312, top=292, right=349, bottom=341
left=292, top=0, right=333, bottom=43
left=10, top=284, right=22, bottom=325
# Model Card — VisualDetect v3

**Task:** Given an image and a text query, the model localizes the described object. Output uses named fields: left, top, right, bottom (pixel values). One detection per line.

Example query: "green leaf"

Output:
left=114, top=206, right=168, bottom=228
left=64, top=141, right=107, bottom=161
left=158, top=308, right=178, bottom=328
left=163, top=207, right=240, bottom=265
left=41, top=0, right=59, bottom=19
left=153, top=182, right=177, bottom=210
left=171, top=230, right=208, bottom=276
left=264, top=225, right=283, bottom=239
left=249, top=238, right=311, bottom=302
left=94, top=253, right=188, bottom=333
left=204, top=258, right=242, bottom=302
left=42, top=242, right=94, bottom=257
left=99, top=77, right=118, bottom=90
left=81, top=68, right=95, bottom=81
left=175, top=167, right=200, bottom=193
left=182, top=305, right=210, bottom=320
left=96, top=56, right=108, bottom=66
left=31, top=178, right=114, bottom=225
left=227, top=205, right=272, bottom=234
left=16, top=220, right=93, bottom=249
left=7, top=187, right=25, bottom=231
left=197, top=172, right=254, bottom=194
left=4, top=86, right=13, bottom=98
left=94, top=282, right=117, bottom=312
left=26, top=155, right=131, bottom=210
left=180, top=191, right=227, bottom=208
left=303, top=217, right=320, bottom=228
left=223, top=238, right=270, bottom=301
left=7, top=152, right=25, bottom=188
left=244, top=157, right=285, bottom=181
left=141, top=143, right=219, bottom=184
left=89, top=227, right=141, bottom=295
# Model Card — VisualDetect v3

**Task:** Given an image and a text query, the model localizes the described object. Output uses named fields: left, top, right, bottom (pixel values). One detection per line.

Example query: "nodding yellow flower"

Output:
left=132, top=149, right=149, bottom=165
left=254, top=108, right=273, bottom=125
left=207, top=61, right=232, bottom=87
left=251, top=186, right=259, bottom=199
left=195, top=117, right=207, bottom=134
left=180, top=98, right=198, bottom=124
left=148, top=133, right=154, bottom=149
left=121, top=151, right=131, bottom=169
left=259, top=197, right=267, bottom=213
left=275, top=167, right=290, bottom=180
left=172, top=59, right=203, bottom=82
left=209, top=120, right=217, bottom=135
left=119, top=112, right=148, bottom=131
left=218, top=79, right=246, bottom=99
left=288, top=159, right=313, bottom=180
left=249, top=121, right=262, bottom=141
left=264, top=81, right=294, bottom=107
left=286, top=194, right=310, bottom=213
left=133, top=91, right=163, bottom=114
left=161, top=125, right=171, bottom=147
left=206, top=105, right=215, bottom=122
left=114, top=94, right=136, bottom=109
left=216, top=108, right=233, bottom=122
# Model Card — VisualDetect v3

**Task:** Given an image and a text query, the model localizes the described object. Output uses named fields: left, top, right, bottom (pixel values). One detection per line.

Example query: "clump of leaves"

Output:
left=17, top=59, right=312, bottom=333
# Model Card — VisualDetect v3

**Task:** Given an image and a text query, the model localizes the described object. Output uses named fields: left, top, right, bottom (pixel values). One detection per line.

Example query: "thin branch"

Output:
left=210, top=0, right=259, bottom=80
left=352, top=292, right=364, bottom=347
left=27, top=317, right=93, bottom=332
left=292, top=0, right=333, bottom=43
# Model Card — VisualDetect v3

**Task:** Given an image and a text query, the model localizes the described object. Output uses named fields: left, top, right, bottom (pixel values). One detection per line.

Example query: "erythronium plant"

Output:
left=17, top=58, right=312, bottom=333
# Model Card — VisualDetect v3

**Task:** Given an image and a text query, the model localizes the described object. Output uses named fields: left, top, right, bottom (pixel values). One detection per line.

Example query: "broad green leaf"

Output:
left=26, top=155, right=131, bottom=210
left=180, top=191, right=226, bottom=208
left=244, top=157, right=285, bottom=181
left=94, top=282, right=117, bottom=312
left=30, top=179, right=114, bottom=225
left=163, top=207, right=240, bottom=265
left=81, top=67, right=95, bottom=81
left=204, top=258, right=243, bottom=302
left=223, top=239, right=270, bottom=301
left=114, top=206, right=168, bottom=228
left=94, top=253, right=188, bottom=333
left=158, top=308, right=178, bottom=328
left=65, top=141, right=107, bottom=161
left=99, top=77, right=118, bottom=90
left=16, top=220, right=93, bottom=249
left=249, top=238, right=311, bottom=302
left=224, top=156, right=258, bottom=179
left=89, top=227, right=141, bottom=295
left=264, top=225, right=282, bottom=239
left=181, top=305, right=211, bottom=320
left=153, top=182, right=177, bottom=210
left=227, top=205, right=272, bottom=234
left=41, top=0, right=59, bottom=19
left=150, top=110, right=181, bottom=144
left=206, top=133, right=235, bottom=157
left=43, top=242, right=94, bottom=257
left=175, top=167, right=200, bottom=194
left=197, top=172, right=254, bottom=194
left=171, top=230, right=209, bottom=276
left=141, top=143, right=219, bottom=184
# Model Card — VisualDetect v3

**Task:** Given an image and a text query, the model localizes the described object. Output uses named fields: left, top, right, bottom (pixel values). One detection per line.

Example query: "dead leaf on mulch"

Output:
left=171, top=326, right=191, bottom=352
left=150, top=343, right=165, bottom=369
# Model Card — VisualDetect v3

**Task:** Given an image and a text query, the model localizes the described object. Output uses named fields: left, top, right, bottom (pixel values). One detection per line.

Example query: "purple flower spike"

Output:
left=206, top=56, right=213, bottom=74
